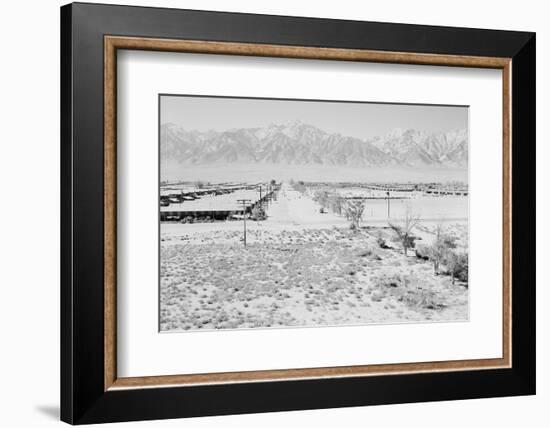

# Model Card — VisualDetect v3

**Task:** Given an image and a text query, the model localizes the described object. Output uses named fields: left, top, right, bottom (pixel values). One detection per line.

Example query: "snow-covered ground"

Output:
left=160, top=182, right=468, bottom=332
left=160, top=226, right=468, bottom=331
left=264, top=184, right=348, bottom=226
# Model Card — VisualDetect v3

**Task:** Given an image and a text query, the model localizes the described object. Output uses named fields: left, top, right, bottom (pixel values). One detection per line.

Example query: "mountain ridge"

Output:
left=161, top=121, right=468, bottom=168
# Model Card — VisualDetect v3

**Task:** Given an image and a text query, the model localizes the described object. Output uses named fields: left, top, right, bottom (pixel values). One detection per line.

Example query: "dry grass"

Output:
left=160, top=226, right=468, bottom=331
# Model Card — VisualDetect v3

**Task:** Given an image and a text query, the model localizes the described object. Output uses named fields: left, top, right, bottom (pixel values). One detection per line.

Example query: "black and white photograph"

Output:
left=0, top=0, right=541, bottom=426
left=159, top=95, right=470, bottom=332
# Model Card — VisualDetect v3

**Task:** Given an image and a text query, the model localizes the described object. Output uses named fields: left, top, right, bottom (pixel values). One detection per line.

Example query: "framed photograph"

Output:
left=60, top=2, right=535, bottom=424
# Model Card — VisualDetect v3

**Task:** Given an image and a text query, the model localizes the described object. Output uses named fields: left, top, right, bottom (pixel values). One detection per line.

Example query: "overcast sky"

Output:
left=160, top=95, right=468, bottom=139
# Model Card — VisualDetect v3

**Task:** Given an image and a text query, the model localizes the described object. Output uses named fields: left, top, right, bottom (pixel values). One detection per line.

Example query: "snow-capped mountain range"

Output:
left=161, top=120, right=468, bottom=168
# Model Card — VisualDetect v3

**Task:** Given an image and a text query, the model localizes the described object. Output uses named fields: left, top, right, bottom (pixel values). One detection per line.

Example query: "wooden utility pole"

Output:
left=237, top=199, right=251, bottom=247
left=257, top=184, right=266, bottom=211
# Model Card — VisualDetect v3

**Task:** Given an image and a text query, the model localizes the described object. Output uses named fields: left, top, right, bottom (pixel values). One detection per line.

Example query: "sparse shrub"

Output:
left=358, top=248, right=373, bottom=257
left=427, top=223, right=457, bottom=274
left=313, top=190, right=330, bottom=209
left=293, top=181, right=307, bottom=193
left=444, top=250, right=468, bottom=285
left=251, top=205, right=267, bottom=221
left=358, top=247, right=382, bottom=261
left=371, top=292, right=384, bottom=302
left=194, top=180, right=205, bottom=189
left=375, top=272, right=446, bottom=311
left=389, top=223, right=418, bottom=256
left=344, top=200, right=365, bottom=230
left=402, top=289, right=445, bottom=310
left=415, top=244, right=431, bottom=260
left=376, top=233, right=389, bottom=249
left=454, top=254, right=468, bottom=283
left=388, top=205, right=420, bottom=256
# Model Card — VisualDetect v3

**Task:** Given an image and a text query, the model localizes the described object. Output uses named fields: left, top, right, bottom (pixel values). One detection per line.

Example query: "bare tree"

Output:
left=329, top=193, right=346, bottom=216
left=344, top=200, right=365, bottom=230
left=388, top=205, right=421, bottom=256
left=313, top=190, right=331, bottom=213
left=313, top=190, right=328, bottom=205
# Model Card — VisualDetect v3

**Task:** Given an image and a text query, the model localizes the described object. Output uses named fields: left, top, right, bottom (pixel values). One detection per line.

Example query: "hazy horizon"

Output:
left=161, top=163, right=468, bottom=184
left=161, top=95, right=468, bottom=140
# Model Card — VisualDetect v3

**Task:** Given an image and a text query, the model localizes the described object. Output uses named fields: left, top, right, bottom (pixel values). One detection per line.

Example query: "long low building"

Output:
left=160, top=188, right=276, bottom=221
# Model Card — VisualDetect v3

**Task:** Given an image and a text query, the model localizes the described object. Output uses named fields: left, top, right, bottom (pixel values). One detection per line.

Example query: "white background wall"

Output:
left=0, top=0, right=546, bottom=426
